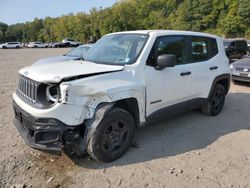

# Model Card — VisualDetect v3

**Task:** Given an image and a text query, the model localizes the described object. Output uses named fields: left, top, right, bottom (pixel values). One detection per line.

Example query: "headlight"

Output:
left=46, top=85, right=60, bottom=103
left=229, top=64, right=234, bottom=70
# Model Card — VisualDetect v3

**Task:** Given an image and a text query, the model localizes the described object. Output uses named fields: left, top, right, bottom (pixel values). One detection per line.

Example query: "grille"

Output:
left=235, top=67, right=250, bottom=72
left=17, top=76, right=38, bottom=103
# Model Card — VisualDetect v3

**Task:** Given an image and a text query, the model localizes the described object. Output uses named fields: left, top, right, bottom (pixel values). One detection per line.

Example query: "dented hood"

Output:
left=19, top=60, right=124, bottom=83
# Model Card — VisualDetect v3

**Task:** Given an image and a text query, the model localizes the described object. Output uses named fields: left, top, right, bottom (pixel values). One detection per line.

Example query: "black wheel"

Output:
left=34, top=46, right=37, bottom=48
left=3, top=46, right=6, bottom=49
left=87, top=107, right=135, bottom=162
left=16, top=46, right=20, bottom=48
left=202, top=84, right=226, bottom=116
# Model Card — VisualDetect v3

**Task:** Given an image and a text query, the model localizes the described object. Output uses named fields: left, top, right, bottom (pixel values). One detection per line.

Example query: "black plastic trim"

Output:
left=208, top=73, right=231, bottom=98
left=146, top=98, right=207, bottom=124
left=12, top=101, right=81, bottom=152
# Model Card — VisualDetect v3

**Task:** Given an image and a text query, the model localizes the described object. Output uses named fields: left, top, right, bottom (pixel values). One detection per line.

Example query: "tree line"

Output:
left=0, top=0, right=249, bottom=43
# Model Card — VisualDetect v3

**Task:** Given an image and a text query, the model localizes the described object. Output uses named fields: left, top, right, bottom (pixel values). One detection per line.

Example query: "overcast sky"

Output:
left=0, top=0, right=117, bottom=25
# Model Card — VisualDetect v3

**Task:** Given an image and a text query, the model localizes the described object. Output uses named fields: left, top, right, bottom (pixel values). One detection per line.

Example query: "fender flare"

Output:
left=208, top=73, right=231, bottom=100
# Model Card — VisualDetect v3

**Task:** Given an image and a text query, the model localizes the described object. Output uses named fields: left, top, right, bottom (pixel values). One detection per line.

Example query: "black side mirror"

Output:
left=156, top=54, right=176, bottom=70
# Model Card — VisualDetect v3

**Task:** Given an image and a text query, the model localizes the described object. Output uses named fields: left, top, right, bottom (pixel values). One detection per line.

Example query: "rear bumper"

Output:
left=13, top=101, right=84, bottom=153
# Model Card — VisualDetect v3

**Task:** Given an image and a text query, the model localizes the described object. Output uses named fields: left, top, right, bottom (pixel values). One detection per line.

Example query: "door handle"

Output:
left=210, top=66, right=218, bottom=70
left=180, top=71, right=191, bottom=76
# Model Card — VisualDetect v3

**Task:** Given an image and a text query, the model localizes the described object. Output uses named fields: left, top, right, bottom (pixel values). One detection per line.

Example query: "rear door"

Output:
left=186, top=36, right=219, bottom=101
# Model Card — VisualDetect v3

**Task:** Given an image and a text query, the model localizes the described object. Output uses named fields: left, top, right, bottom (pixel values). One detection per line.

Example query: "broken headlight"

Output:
left=46, top=85, right=60, bottom=103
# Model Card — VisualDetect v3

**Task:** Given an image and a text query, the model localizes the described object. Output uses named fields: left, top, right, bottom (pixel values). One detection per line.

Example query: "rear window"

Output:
left=190, top=36, right=218, bottom=63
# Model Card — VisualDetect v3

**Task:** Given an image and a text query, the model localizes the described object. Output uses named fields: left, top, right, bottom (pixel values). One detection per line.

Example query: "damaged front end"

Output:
left=66, top=103, right=114, bottom=155
left=13, top=63, right=144, bottom=155
left=13, top=98, right=113, bottom=155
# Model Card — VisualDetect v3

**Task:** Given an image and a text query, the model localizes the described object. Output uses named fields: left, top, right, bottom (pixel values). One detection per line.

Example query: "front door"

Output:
left=145, top=35, right=194, bottom=116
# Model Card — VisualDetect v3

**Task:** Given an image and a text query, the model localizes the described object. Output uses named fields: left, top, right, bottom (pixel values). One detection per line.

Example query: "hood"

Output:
left=33, top=56, right=79, bottom=65
left=19, top=61, right=124, bottom=83
left=232, top=58, right=250, bottom=68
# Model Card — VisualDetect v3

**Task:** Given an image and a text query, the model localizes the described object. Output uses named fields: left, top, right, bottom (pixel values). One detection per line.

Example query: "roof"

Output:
left=108, top=30, right=221, bottom=39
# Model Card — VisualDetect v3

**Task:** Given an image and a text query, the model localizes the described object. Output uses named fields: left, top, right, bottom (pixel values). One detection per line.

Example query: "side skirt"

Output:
left=145, top=98, right=207, bottom=125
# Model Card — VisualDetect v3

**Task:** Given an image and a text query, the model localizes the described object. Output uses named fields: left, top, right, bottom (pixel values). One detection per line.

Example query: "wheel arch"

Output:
left=209, top=74, right=231, bottom=99
left=113, top=98, right=140, bottom=128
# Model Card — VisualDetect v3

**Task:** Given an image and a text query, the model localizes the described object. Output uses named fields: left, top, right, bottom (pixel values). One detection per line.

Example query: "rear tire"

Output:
left=87, top=107, right=135, bottom=162
left=202, top=84, right=226, bottom=116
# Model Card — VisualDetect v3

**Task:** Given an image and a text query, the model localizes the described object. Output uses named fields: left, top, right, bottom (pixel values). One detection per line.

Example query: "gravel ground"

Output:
left=0, top=48, right=250, bottom=188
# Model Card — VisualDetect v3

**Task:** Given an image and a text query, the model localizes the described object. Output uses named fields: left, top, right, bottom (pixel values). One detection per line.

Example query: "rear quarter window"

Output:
left=190, top=36, right=218, bottom=63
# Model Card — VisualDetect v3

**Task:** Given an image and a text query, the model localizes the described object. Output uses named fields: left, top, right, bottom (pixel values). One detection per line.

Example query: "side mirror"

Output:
left=156, top=54, right=176, bottom=70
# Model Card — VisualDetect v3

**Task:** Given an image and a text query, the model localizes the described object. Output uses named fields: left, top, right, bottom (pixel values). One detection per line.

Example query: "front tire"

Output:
left=202, top=84, right=226, bottom=116
left=87, top=107, right=135, bottom=162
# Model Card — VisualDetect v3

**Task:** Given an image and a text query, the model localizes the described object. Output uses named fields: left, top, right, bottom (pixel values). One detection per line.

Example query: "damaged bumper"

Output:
left=13, top=101, right=85, bottom=153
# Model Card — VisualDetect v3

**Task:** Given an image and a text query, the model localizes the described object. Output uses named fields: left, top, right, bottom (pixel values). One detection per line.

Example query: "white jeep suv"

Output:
left=13, top=30, right=230, bottom=162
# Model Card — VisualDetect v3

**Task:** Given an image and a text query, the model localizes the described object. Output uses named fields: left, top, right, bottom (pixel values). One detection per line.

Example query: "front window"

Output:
left=84, top=34, right=149, bottom=65
left=65, top=45, right=90, bottom=58
left=147, top=36, right=187, bottom=66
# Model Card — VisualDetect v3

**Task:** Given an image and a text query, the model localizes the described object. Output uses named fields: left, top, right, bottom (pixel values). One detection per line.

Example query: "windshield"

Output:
left=65, top=45, right=91, bottom=57
left=84, top=34, right=149, bottom=65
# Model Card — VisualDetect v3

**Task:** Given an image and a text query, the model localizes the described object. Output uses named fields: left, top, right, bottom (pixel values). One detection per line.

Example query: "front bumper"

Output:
left=232, top=75, right=250, bottom=82
left=13, top=101, right=84, bottom=153
left=231, top=68, right=250, bottom=83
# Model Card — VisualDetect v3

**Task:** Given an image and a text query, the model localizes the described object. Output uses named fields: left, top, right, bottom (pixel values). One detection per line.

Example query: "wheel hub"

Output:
left=102, top=121, right=129, bottom=153
left=111, top=130, right=120, bottom=142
